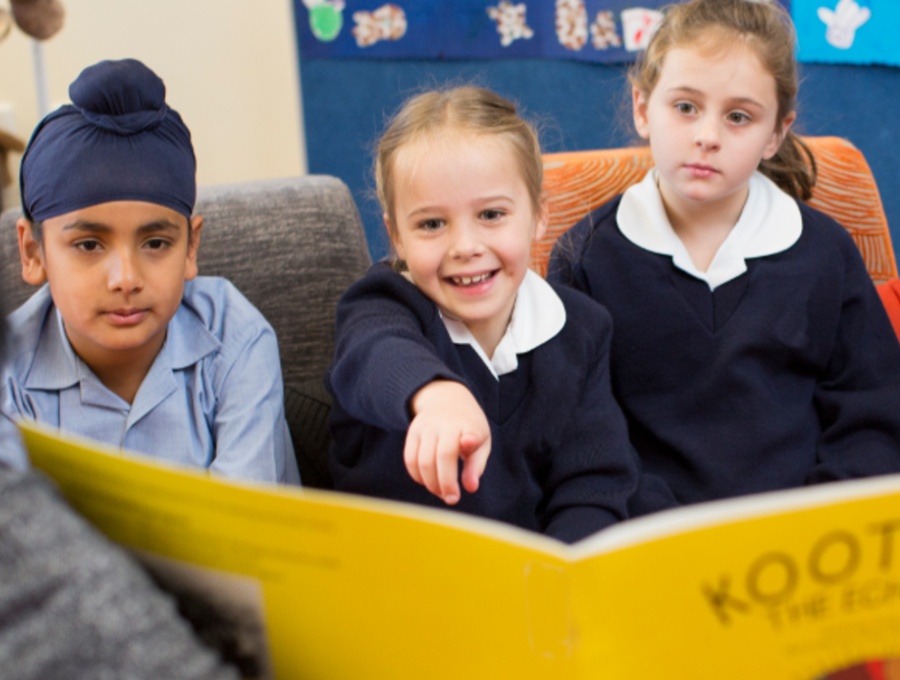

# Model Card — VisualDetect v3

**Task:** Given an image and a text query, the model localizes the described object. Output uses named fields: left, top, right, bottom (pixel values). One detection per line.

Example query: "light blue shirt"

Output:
left=0, top=412, right=28, bottom=470
left=1, top=277, right=299, bottom=485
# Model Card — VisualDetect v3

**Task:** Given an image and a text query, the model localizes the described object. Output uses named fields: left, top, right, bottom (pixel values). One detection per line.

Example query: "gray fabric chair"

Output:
left=0, top=175, right=372, bottom=488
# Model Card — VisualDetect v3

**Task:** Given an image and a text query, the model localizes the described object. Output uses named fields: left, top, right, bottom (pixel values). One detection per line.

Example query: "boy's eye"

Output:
left=73, top=239, right=102, bottom=253
left=144, top=237, right=172, bottom=250
left=480, top=208, right=506, bottom=222
left=675, top=101, right=696, bottom=115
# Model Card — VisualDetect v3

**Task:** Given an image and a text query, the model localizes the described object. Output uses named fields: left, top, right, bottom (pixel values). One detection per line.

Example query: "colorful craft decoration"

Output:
left=293, top=0, right=674, bottom=62
left=293, top=1, right=896, bottom=67
left=794, top=0, right=898, bottom=66
left=301, top=0, right=345, bottom=43
left=353, top=4, right=407, bottom=47
left=486, top=2, right=534, bottom=47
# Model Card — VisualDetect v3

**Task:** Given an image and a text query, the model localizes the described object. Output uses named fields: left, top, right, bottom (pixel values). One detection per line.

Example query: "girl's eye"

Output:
left=480, top=209, right=506, bottom=221
left=727, top=111, right=751, bottom=125
left=418, top=218, right=444, bottom=232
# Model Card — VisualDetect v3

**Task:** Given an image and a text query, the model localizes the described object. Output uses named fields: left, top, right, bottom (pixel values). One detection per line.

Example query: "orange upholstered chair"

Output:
left=877, top=279, right=900, bottom=340
left=534, top=136, right=898, bottom=285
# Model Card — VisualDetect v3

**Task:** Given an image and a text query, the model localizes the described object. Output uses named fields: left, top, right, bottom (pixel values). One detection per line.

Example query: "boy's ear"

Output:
left=385, top=212, right=406, bottom=261
left=184, top=214, right=203, bottom=281
left=632, top=86, right=651, bottom=140
left=17, top=217, right=47, bottom=285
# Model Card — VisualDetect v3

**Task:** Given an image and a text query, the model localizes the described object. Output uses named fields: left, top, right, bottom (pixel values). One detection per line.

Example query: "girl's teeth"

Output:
left=455, top=274, right=488, bottom=285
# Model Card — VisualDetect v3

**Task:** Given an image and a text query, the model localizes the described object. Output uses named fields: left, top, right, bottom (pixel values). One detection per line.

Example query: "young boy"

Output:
left=1, top=58, right=299, bottom=484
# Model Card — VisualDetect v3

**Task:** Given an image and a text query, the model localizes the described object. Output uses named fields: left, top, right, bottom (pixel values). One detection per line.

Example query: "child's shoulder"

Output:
left=6, top=284, right=53, bottom=328
left=179, top=275, right=274, bottom=342
left=569, top=194, right=624, bottom=240
left=342, top=261, right=436, bottom=314
left=351, top=261, right=414, bottom=292
left=545, top=279, right=614, bottom=337
left=550, top=195, right=625, bottom=273
left=795, top=200, right=871, bottom=262
left=5, top=286, right=54, bottom=357
left=797, top=200, right=856, bottom=238
left=182, top=273, right=260, bottom=312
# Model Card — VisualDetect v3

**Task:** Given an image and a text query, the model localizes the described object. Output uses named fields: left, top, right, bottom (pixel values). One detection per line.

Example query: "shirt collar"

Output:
left=442, top=269, right=566, bottom=379
left=165, top=300, right=222, bottom=369
left=617, top=169, right=802, bottom=290
left=24, top=295, right=221, bottom=392
left=24, top=306, right=81, bottom=391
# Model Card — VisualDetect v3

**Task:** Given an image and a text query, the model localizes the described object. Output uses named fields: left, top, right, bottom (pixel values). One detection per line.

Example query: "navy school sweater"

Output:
left=325, top=263, right=641, bottom=543
left=549, top=196, right=900, bottom=513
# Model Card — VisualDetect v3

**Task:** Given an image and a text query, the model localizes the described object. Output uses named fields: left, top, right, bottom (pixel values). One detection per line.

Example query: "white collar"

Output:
left=617, top=169, right=802, bottom=290
left=442, top=269, right=566, bottom=379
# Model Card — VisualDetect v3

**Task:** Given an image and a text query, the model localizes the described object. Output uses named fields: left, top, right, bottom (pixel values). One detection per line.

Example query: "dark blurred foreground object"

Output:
left=0, top=461, right=240, bottom=680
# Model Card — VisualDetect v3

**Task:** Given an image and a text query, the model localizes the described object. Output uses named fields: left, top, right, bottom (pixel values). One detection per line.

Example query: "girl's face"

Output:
left=633, top=41, right=795, bottom=224
left=387, top=130, right=547, bottom=357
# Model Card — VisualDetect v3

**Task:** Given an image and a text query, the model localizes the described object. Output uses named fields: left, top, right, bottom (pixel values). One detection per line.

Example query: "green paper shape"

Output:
left=309, top=5, right=343, bottom=42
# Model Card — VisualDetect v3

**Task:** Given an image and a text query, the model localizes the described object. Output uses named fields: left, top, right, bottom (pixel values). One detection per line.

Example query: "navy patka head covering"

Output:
left=20, top=58, right=196, bottom=222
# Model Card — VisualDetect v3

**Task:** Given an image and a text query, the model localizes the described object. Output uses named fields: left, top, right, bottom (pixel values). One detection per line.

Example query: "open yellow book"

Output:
left=19, top=420, right=900, bottom=680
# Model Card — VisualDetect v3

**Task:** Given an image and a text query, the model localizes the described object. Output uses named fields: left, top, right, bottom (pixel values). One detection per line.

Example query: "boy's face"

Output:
left=17, top=201, right=202, bottom=372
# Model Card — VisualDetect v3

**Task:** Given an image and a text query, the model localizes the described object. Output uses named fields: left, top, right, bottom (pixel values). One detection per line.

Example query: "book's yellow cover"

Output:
left=20, top=421, right=900, bottom=680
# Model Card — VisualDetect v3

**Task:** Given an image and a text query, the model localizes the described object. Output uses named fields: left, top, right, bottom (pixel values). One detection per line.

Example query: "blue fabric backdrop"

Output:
left=295, top=1, right=900, bottom=261
left=298, top=2, right=899, bottom=68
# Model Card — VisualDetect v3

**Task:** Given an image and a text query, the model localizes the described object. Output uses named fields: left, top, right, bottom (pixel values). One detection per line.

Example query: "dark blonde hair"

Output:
left=375, top=86, right=544, bottom=232
left=630, top=0, right=816, bottom=200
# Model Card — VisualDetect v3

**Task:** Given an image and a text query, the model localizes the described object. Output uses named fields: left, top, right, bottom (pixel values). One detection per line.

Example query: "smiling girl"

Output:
left=326, top=86, right=639, bottom=543
left=550, top=0, right=900, bottom=513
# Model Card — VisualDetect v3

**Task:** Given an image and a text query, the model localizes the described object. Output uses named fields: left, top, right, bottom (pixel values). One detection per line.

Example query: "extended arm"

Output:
left=406, top=379, right=491, bottom=504
left=328, top=265, right=491, bottom=502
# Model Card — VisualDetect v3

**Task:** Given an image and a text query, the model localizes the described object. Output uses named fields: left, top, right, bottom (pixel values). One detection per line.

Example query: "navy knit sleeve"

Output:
left=810, top=220, right=900, bottom=483
left=326, top=263, right=465, bottom=432
left=538, top=288, right=641, bottom=542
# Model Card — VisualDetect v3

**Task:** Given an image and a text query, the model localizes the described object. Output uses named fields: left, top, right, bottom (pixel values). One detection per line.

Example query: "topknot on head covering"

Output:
left=20, top=58, right=196, bottom=222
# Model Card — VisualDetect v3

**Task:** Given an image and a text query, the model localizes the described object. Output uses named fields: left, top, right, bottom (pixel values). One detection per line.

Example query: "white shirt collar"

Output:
left=441, top=269, right=566, bottom=379
left=617, top=169, right=802, bottom=290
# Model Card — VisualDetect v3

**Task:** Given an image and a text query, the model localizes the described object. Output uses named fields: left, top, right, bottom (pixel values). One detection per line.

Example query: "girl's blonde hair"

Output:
left=375, top=86, right=544, bottom=232
left=630, top=0, right=816, bottom=200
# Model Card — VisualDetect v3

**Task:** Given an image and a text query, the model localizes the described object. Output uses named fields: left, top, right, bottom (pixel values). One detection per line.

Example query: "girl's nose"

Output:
left=694, top=116, right=721, bottom=151
left=449, top=224, right=484, bottom=259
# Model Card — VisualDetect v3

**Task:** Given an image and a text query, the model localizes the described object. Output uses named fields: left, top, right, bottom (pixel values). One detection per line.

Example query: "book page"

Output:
left=570, top=475, right=900, bottom=679
left=22, top=422, right=900, bottom=679
left=21, top=422, right=579, bottom=680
